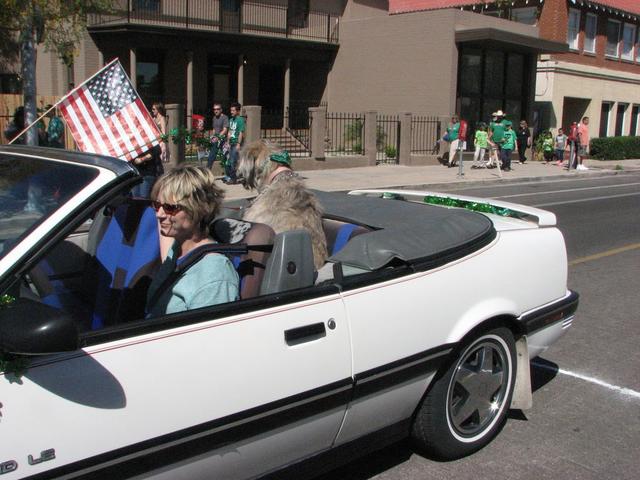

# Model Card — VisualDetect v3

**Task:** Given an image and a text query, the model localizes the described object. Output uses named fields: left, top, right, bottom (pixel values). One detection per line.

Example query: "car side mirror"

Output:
left=0, top=298, right=79, bottom=355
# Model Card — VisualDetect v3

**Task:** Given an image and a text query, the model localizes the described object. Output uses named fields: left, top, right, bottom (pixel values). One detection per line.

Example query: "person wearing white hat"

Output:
left=488, top=110, right=507, bottom=168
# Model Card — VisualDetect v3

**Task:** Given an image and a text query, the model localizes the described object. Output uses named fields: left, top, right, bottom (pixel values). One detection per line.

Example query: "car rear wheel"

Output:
left=411, top=327, right=516, bottom=459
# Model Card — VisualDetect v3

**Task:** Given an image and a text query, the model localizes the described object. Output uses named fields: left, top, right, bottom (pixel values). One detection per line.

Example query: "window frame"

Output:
left=584, top=13, right=597, bottom=54
left=510, top=7, right=537, bottom=26
left=567, top=8, right=581, bottom=51
left=605, top=19, right=622, bottom=58
left=621, top=23, right=636, bottom=61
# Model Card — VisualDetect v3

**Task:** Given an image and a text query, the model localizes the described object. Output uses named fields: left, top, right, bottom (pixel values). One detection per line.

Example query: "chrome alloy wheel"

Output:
left=446, top=336, right=512, bottom=441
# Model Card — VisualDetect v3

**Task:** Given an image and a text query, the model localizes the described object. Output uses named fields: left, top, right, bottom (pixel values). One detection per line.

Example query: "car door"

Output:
left=0, top=285, right=351, bottom=480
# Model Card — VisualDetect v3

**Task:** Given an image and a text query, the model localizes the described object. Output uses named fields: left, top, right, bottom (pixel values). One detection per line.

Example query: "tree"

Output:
left=0, top=1, right=115, bottom=145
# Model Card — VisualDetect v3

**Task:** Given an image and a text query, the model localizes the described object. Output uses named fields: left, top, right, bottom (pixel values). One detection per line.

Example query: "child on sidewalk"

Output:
left=554, top=128, right=568, bottom=166
left=542, top=131, right=554, bottom=164
left=500, top=120, right=516, bottom=171
left=472, top=122, right=489, bottom=168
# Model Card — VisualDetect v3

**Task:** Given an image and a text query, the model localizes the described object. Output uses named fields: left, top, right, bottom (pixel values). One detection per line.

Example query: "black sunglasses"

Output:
left=151, top=201, right=184, bottom=215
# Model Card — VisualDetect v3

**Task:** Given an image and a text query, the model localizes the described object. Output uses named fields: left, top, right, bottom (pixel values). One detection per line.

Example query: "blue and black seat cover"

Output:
left=322, top=218, right=371, bottom=256
left=210, top=218, right=275, bottom=299
left=90, top=199, right=161, bottom=329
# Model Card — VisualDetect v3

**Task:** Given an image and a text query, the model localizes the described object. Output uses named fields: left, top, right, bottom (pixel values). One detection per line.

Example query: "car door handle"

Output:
left=284, top=322, right=327, bottom=346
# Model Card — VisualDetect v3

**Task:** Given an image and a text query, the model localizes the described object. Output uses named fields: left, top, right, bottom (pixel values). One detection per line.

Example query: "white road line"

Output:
left=495, top=182, right=640, bottom=199
left=457, top=173, right=640, bottom=191
left=532, top=192, right=640, bottom=207
left=532, top=361, right=640, bottom=400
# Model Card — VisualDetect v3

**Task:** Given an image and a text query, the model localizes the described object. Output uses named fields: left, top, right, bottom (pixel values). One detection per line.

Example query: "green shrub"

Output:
left=589, top=136, right=640, bottom=160
left=384, top=145, right=397, bottom=158
left=352, top=143, right=363, bottom=154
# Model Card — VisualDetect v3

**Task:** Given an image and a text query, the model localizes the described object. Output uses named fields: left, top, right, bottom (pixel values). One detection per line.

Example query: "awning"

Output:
left=455, top=28, right=569, bottom=54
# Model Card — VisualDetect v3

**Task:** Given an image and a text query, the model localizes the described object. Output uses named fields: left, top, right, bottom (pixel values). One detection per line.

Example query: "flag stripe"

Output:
left=80, top=88, right=126, bottom=159
left=74, top=91, right=111, bottom=155
left=118, top=105, right=147, bottom=156
left=61, top=98, right=95, bottom=153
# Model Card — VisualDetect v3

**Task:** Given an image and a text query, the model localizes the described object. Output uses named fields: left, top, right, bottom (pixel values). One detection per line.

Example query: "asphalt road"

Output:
left=316, top=172, right=640, bottom=480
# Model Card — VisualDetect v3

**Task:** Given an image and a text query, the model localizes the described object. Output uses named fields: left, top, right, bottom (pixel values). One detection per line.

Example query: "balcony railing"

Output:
left=88, top=0, right=339, bottom=44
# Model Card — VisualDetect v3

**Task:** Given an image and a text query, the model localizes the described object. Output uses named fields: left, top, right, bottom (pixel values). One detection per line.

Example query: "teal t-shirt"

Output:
left=490, top=121, right=505, bottom=143
left=474, top=130, right=488, bottom=148
left=447, top=122, right=460, bottom=141
left=502, top=129, right=515, bottom=150
left=229, top=115, right=245, bottom=145
left=146, top=242, right=239, bottom=317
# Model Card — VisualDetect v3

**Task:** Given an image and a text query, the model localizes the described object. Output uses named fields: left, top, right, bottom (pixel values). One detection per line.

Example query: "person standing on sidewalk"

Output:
left=554, top=128, right=568, bottom=166
left=488, top=110, right=506, bottom=168
left=472, top=122, right=489, bottom=168
left=516, top=120, right=531, bottom=164
left=445, top=115, right=461, bottom=168
left=207, top=103, right=229, bottom=170
left=224, top=102, right=245, bottom=184
left=500, top=120, right=516, bottom=172
left=576, top=117, right=590, bottom=171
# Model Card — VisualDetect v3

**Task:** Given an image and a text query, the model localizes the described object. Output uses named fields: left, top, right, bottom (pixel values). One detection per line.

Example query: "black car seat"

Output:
left=210, top=218, right=275, bottom=299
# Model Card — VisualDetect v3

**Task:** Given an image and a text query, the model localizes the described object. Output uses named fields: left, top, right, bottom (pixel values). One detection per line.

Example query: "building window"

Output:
left=615, top=103, right=628, bottom=136
left=584, top=13, right=597, bottom=53
left=599, top=102, right=613, bottom=137
left=606, top=19, right=621, bottom=57
left=133, top=0, right=160, bottom=12
left=457, top=47, right=530, bottom=149
left=621, top=23, right=636, bottom=61
left=567, top=9, right=580, bottom=50
left=629, top=105, right=639, bottom=136
left=288, top=0, right=310, bottom=28
left=510, top=7, right=537, bottom=26
left=136, top=50, right=164, bottom=106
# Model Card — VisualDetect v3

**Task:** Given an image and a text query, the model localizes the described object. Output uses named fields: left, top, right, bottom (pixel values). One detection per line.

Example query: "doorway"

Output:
left=206, top=56, right=237, bottom=127
left=561, top=97, right=590, bottom=131
left=259, top=64, right=284, bottom=129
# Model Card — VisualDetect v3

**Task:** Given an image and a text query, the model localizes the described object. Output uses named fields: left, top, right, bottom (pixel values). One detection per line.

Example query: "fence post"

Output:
left=243, top=105, right=262, bottom=144
left=365, top=111, right=377, bottom=166
left=399, top=112, right=412, bottom=166
left=166, top=103, right=184, bottom=167
left=309, top=106, right=326, bottom=160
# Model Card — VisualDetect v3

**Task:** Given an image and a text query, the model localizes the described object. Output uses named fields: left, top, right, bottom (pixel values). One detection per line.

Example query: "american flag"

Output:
left=59, top=60, right=160, bottom=161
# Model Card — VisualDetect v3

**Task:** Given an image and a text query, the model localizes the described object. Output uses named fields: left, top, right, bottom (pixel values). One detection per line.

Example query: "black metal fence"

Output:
left=325, top=112, right=365, bottom=156
left=376, top=115, right=400, bottom=164
left=261, top=107, right=311, bottom=157
left=411, top=115, right=441, bottom=154
left=88, top=0, right=339, bottom=44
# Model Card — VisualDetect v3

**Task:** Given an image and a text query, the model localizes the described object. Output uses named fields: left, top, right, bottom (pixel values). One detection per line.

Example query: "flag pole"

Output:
left=8, top=58, right=120, bottom=145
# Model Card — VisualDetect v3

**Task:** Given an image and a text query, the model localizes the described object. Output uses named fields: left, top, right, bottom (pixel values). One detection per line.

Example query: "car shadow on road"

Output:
left=312, top=439, right=413, bottom=480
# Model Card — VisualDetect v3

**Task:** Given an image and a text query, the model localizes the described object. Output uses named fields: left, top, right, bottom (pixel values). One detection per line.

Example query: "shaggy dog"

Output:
left=237, top=140, right=328, bottom=269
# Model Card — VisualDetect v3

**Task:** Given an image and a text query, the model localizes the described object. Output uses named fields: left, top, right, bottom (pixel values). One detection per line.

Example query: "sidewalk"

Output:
left=223, top=158, right=640, bottom=200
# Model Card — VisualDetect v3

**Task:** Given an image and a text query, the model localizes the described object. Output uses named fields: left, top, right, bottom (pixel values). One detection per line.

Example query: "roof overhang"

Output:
left=455, top=28, right=569, bottom=54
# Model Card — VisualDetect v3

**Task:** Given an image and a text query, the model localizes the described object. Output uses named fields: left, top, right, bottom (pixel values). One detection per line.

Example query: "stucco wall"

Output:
left=327, top=8, right=458, bottom=115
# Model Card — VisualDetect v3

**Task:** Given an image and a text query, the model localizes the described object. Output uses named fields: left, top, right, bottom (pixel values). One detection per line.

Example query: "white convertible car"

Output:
left=0, top=146, right=578, bottom=479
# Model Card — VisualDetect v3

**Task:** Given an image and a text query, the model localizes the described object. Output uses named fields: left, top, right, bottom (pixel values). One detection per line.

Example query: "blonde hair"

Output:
left=238, top=139, right=288, bottom=191
left=151, top=166, right=224, bottom=234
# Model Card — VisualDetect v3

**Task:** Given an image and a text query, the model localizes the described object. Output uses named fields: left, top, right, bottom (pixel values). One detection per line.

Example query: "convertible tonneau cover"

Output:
left=314, top=190, right=495, bottom=271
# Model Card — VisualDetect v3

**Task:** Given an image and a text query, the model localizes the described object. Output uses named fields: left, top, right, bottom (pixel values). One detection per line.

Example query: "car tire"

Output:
left=411, top=327, right=517, bottom=460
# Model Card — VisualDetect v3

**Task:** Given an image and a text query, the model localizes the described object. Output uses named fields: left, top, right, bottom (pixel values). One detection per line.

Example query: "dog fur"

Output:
left=237, top=140, right=328, bottom=269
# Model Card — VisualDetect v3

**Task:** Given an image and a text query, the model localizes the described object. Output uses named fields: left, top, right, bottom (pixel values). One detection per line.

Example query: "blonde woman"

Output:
left=146, top=166, right=239, bottom=317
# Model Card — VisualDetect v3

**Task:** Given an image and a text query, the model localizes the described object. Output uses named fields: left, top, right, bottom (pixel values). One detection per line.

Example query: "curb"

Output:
left=374, top=168, right=639, bottom=193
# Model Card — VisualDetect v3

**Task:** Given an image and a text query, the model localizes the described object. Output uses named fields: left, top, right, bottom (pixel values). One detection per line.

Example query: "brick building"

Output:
left=535, top=0, right=640, bottom=137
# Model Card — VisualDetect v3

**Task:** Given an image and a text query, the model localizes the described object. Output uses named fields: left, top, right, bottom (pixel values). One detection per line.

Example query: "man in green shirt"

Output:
left=224, top=102, right=245, bottom=184
left=488, top=110, right=506, bottom=167
left=500, top=120, right=516, bottom=171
